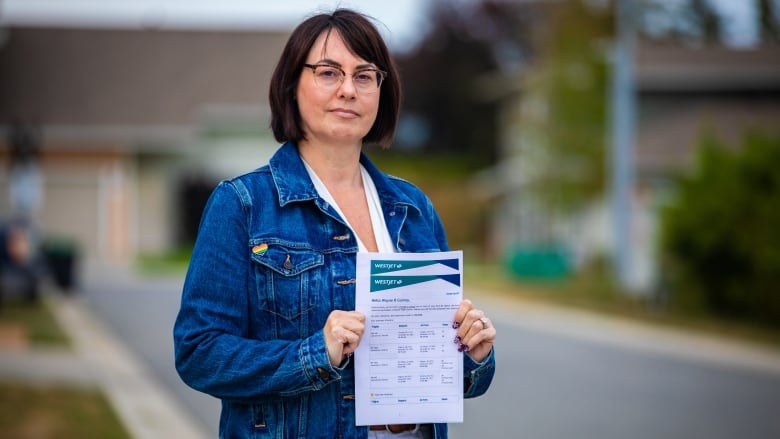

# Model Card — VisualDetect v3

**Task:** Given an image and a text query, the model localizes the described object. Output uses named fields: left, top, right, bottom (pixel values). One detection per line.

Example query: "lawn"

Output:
left=0, top=381, right=131, bottom=439
left=0, top=296, right=69, bottom=347
left=0, top=297, right=131, bottom=439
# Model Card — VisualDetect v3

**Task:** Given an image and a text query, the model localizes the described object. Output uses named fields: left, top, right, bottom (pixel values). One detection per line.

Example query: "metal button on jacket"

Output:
left=317, top=367, right=329, bottom=381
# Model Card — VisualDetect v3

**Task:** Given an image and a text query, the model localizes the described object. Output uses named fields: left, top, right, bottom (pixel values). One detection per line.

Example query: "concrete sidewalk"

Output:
left=0, top=293, right=209, bottom=439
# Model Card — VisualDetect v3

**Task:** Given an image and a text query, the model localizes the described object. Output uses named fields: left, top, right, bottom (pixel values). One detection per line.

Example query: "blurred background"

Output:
left=1, top=0, right=780, bottom=438
left=2, top=0, right=780, bottom=327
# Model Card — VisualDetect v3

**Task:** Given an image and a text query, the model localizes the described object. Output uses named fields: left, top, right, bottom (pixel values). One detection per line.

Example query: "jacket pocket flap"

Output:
left=250, top=243, right=324, bottom=276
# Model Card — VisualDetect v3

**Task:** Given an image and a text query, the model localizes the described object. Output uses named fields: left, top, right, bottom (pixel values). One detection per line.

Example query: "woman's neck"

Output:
left=298, top=140, right=363, bottom=190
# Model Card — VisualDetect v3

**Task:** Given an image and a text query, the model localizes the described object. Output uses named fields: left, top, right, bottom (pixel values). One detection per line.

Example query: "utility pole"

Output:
left=610, top=0, right=637, bottom=292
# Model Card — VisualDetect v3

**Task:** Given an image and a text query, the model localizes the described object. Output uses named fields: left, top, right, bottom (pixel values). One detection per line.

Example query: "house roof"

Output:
left=635, top=43, right=780, bottom=92
left=634, top=44, right=780, bottom=178
left=0, top=26, right=290, bottom=126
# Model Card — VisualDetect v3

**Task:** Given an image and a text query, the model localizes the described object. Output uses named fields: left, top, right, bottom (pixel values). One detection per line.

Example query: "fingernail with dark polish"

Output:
left=454, top=335, right=462, bottom=343
left=462, top=344, right=470, bottom=352
left=452, top=321, right=460, bottom=329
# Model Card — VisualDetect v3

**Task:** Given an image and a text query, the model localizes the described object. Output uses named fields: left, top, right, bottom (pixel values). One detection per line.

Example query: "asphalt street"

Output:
left=79, top=262, right=780, bottom=439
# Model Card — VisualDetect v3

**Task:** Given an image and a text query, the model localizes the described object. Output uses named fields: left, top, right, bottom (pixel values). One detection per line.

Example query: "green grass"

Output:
left=0, top=381, right=131, bottom=439
left=135, top=246, right=192, bottom=276
left=0, top=296, right=69, bottom=347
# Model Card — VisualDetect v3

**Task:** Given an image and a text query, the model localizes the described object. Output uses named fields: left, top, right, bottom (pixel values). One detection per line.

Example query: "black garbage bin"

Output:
left=43, top=239, right=78, bottom=292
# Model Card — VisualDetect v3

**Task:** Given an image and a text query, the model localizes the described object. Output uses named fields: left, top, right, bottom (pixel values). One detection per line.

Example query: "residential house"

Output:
left=0, top=26, right=290, bottom=263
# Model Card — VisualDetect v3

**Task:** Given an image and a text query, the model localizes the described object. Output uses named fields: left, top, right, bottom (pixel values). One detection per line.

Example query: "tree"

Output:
left=530, top=0, right=612, bottom=210
left=639, top=0, right=780, bottom=46
left=395, top=0, right=538, bottom=166
left=759, top=0, right=780, bottom=42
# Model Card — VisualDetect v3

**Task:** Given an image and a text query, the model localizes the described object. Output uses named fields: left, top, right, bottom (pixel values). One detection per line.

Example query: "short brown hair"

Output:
left=268, top=9, right=401, bottom=148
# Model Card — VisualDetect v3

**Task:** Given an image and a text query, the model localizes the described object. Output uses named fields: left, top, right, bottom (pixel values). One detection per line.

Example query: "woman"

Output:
left=174, top=9, right=496, bottom=439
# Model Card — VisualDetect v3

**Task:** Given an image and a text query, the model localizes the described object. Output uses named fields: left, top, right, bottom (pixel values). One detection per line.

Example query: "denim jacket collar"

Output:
left=269, top=141, right=421, bottom=216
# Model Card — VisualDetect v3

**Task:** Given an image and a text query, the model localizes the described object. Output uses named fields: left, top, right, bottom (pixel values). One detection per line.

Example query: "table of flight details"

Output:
left=367, top=319, right=460, bottom=405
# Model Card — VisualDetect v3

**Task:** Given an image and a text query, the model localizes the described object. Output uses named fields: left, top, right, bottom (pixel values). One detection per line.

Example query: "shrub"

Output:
left=659, top=132, right=780, bottom=326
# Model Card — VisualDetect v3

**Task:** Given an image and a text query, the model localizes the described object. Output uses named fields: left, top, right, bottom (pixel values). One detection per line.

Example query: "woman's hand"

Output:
left=452, top=299, right=496, bottom=363
left=323, top=310, right=365, bottom=366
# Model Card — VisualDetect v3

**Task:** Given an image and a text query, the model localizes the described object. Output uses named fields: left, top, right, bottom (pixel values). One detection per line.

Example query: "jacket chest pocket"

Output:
left=250, top=243, right=324, bottom=320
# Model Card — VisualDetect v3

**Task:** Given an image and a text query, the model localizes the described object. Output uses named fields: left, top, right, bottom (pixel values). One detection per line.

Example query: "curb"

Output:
left=49, top=293, right=209, bottom=439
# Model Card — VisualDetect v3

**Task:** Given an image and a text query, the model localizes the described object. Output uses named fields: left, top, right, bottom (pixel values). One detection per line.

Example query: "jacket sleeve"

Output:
left=463, top=347, right=496, bottom=398
left=173, top=181, right=340, bottom=403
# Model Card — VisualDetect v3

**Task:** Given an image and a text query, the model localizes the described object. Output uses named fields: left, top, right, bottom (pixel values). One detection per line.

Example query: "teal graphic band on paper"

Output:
left=371, top=274, right=461, bottom=292
left=369, top=258, right=461, bottom=292
left=370, top=258, right=460, bottom=274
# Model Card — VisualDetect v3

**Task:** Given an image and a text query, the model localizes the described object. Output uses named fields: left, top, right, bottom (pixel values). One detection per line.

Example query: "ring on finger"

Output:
left=479, top=317, right=489, bottom=328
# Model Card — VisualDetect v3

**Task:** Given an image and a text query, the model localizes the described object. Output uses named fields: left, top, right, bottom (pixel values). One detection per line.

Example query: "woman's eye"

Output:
left=354, top=72, right=374, bottom=84
left=319, top=68, right=340, bottom=78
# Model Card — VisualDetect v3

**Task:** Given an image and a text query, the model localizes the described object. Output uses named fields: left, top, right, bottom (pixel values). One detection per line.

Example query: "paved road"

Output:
left=451, top=300, right=780, bottom=438
left=79, top=262, right=780, bottom=439
left=79, top=263, right=221, bottom=437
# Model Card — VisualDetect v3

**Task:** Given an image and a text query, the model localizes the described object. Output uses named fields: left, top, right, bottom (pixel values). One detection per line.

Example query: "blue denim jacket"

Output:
left=174, top=142, right=495, bottom=438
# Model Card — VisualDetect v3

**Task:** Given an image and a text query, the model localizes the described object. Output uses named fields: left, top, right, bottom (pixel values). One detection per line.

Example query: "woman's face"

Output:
left=296, top=30, right=381, bottom=147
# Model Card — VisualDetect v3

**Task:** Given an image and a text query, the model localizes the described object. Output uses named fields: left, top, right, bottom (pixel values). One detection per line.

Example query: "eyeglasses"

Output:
left=303, top=63, right=386, bottom=94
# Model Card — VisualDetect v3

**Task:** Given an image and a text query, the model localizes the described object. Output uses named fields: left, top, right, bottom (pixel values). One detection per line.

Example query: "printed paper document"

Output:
left=354, top=251, right=463, bottom=426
